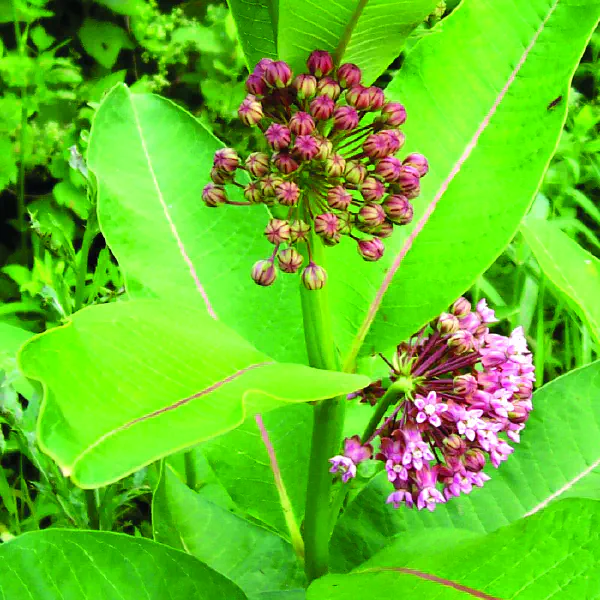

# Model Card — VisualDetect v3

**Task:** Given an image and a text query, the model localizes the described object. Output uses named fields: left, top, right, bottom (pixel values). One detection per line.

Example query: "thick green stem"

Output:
left=183, top=450, right=197, bottom=491
left=302, top=234, right=343, bottom=583
left=73, top=213, right=98, bottom=312
left=85, top=489, right=100, bottom=530
left=360, top=380, right=411, bottom=444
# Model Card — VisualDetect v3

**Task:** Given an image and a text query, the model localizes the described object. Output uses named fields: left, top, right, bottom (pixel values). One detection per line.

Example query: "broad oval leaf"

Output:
left=0, top=529, right=247, bottom=599
left=327, top=0, right=600, bottom=366
left=330, top=360, right=600, bottom=571
left=18, top=300, right=369, bottom=487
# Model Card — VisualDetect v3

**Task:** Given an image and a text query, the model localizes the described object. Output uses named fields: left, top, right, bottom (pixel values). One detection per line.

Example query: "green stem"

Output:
left=302, top=233, right=343, bottom=583
left=360, top=381, right=410, bottom=444
left=74, top=213, right=98, bottom=312
left=85, top=489, right=100, bottom=530
left=183, top=450, right=197, bottom=491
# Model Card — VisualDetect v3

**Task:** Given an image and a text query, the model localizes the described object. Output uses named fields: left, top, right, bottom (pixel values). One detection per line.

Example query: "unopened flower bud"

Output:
left=437, top=312, right=460, bottom=334
left=315, top=136, right=333, bottom=160
left=245, top=152, right=270, bottom=178
left=265, top=123, right=291, bottom=150
left=337, top=63, right=362, bottom=88
left=210, top=167, right=229, bottom=184
left=333, top=105, right=359, bottom=130
left=337, top=212, right=352, bottom=234
left=345, top=160, right=367, bottom=185
left=361, top=177, right=386, bottom=202
left=326, top=186, right=352, bottom=211
left=307, top=50, right=334, bottom=77
left=452, top=297, right=471, bottom=317
left=277, top=247, right=304, bottom=273
left=246, top=73, right=268, bottom=96
left=213, top=148, right=239, bottom=173
left=453, top=373, right=477, bottom=395
left=290, top=219, right=311, bottom=243
left=443, top=434, right=467, bottom=456
left=325, top=154, right=346, bottom=178
left=260, top=174, right=283, bottom=197
left=263, top=60, right=293, bottom=88
left=372, top=220, right=393, bottom=238
left=380, top=102, right=407, bottom=126
left=238, top=94, right=263, bottom=126
left=363, top=133, right=391, bottom=159
left=346, top=85, right=371, bottom=110
left=264, top=218, right=291, bottom=244
left=383, top=195, right=413, bottom=224
left=289, top=111, right=315, bottom=135
left=244, top=181, right=262, bottom=203
left=272, top=151, right=299, bottom=174
left=202, top=183, right=227, bottom=207
left=314, top=213, right=340, bottom=241
left=357, top=237, right=385, bottom=261
left=375, top=156, right=402, bottom=182
left=403, top=153, right=429, bottom=177
left=302, top=262, right=327, bottom=290
left=359, top=202, right=386, bottom=227
left=448, top=330, right=476, bottom=354
left=274, top=180, right=300, bottom=206
left=252, top=58, right=274, bottom=76
left=366, top=86, right=385, bottom=110
left=293, top=134, right=320, bottom=161
left=251, top=259, right=277, bottom=286
left=464, top=449, right=486, bottom=471
left=292, top=74, right=318, bottom=99
left=310, top=95, right=335, bottom=120
left=317, top=76, right=341, bottom=100
left=397, top=165, right=421, bottom=193
left=380, top=129, right=405, bottom=153
left=508, top=403, right=530, bottom=424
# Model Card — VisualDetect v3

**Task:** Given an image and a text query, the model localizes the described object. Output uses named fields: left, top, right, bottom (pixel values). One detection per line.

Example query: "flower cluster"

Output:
left=202, top=50, right=428, bottom=290
left=329, top=297, right=534, bottom=511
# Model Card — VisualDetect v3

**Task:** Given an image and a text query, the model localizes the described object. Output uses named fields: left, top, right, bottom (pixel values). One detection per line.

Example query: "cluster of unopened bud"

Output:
left=202, top=50, right=428, bottom=290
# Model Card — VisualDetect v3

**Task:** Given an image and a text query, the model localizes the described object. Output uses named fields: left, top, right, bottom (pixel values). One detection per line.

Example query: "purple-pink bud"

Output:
left=290, top=219, right=311, bottom=243
left=307, top=50, right=334, bottom=77
left=245, top=152, right=270, bottom=178
left=345, top=85, right=370, bottom=110
left=289, top=111, right=315, bottom=135
left=382, top=194, right=413, bottom=225
left=277, top=247, right=304, bottom=273
left=265, top=123, right=291, bottom=150
left=310, top=95, right=335, bottom=120
left=333, top=105, right=359, bottom=130
left=315, top=136, right=333, bottom=160
left=293, top=134, right=320, bottom=161
left=302, top=262, right=327, bottom=290
left=244, top=181, right=262, bottom=204
left=403, top=153, right=429, bottom=177
left=360, top=177, right=386, bottom=202
left=337, top=63, right=362, bottom=88
left=359, top=202, right=386, bottom=227
left=251, top=259, right=277, bottom=287
left=210, top=167, right=229, bottom=184
left=275, top=180, right=300, bottom=206
left=252, top=58, right=274, bottom=76
left=363, top=133, right=391, bottom=159
left=213, top=148, right=239, bottom=173
left=292, top=74, right=317, bottom=99
left=453, top=373, right=478, bottom=395
left=264, top=218, right=291, bottom=244
left=464, top=449, right=486, bottom=471
left=314, top=213, right=340, bottom=240
left=263, top=60, right=293, bottom=88
left=246, top=73, right=268, bottom=96
left=380, top=129, right=405, bottom=153
left=345, top=160, right=367, bottom=185
left=357, top=237, right=385, bottom=261
left=437, top=312, right=460, bottom=334
left=272, top=151, right=299, bottom=174
left=317, top=76, right=341, bottom=100
left=366, top=86, right=385, bottom=110
left=202, top=183, right=227, bottom=207
left=397, top=165, right=421, bottom=193
left=238, top=94, right=264, bottom=126
left=508, top=403, right=530, bottom=424
left=452, top=297, right=472, bottom=317
left=443, top=434, right=467, bottom=456
left=327, top=185, right=352, bottom=210
left=325, top=154, right=346, bottom=178
left=380, top=102, right=406, bottom=126
left=448, top=330, right=476, bottom=354
left=373, top=220, right=393, bottom=238
left=260, top=174, right=283, bottom=197
left=337, top=212, right=352, bottom=234
left=375, top=156, right=402, bottom=183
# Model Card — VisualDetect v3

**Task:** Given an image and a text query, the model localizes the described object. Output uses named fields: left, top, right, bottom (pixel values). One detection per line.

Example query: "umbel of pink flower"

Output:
left=202, top=50, right=428, bottom=290
left=328, top=297, right=534, bottom=511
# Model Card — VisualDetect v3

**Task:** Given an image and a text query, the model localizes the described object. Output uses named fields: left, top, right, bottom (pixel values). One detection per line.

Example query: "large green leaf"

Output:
left=18, top=300, right=369, bottom=487
left=227, top=0, right=278, bottom=69
left=327, top=0, right=600, bottom=366
left=0, top=529, right=247, bottom=599
left=312, top=499, right=600, bottom=599
left=153, top=465, right=304, bottom=599
left=330, top=361, right=600, bottom=571
left=87, top=84, right=305, bottom=363
left=0, top=323, right=33, bottom=364
left=521, top=217, right=600, bottom=343
left=278, top=0, right=436, bottom=85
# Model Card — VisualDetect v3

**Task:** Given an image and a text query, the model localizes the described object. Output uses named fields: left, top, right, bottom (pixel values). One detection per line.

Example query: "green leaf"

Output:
left=30, top=25, right=55, bottom=51
left=53, top=180, right=91, bottom=220
left=278, top=0, right=436, bottom=85
left=87, top=84, right=305, bottom=362
left=153, top=465, right=304, bottom=598
left=521, top=217, right=600, bottom=343
left=19, top=299, right=368, bottom=487
left=312, top=499, right=600, bottom=599
left=0, top=323, right=34, bottom=365
left=0, top=529, right=247, bottom=599
left=227, top=0, right=278, bottom=69
left=78, top=19, right=133, bottom=69
left=330, top=361, right=600, bottom=571
left=328, top=0, right=600, bottom=366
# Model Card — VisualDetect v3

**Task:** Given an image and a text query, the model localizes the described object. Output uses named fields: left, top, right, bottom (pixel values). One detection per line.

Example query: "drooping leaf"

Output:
left=330, top=361, right=600, bottom=571
left=277, top=0, right=436, bottom=85
left=327, top=0, right=600, bottom=366
left=0, top=323, right=34, bottom=364
left=153, top=465, right=304, bottom=598
left=87, top=84, right=306, bottom=362
left=18, top=300, right=369, bottom=487
left=0, top=529, right=247, bottom=599
left=78, top=19, right=133, bottom=69
left=521, top=217, right=600, bottom=343
left=312, top=499, right=600, bottom=599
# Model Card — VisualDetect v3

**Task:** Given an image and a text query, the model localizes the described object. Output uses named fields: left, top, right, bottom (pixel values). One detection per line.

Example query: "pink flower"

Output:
left=414, top=391, right=447, bottom=427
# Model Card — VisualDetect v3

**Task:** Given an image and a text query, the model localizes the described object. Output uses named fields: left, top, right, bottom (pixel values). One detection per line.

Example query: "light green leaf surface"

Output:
left=78, top=19, right=133, bottom=69
left=18, top=300, right=369, bottom=487
left=88, top=84, right=306, bottom=363
left=314, top=499, right=600, bottom=599
left=330, top=361, right=600, bottom=571
left=521, top=217, right=600, bottom=343
left=227, top=0, right=278, bottom=69
left=0, top=323, right=33, bottom=364
left=327, top=0, right=600, bottom=365
left=0, top=529, right=247, bottom=599
left=153, top=465, right=304, bottom=598
left=278, top=0, right=436, bottom=85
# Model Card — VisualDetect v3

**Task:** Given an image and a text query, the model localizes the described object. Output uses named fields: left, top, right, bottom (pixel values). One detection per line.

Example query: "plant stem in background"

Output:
left=74, top=213, right=99, bottom=312
left=85, top=489, right=100, bottom=530
left=183, top=450, right=197, bottom=491
left=301, top=233, right=344, bottom=583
